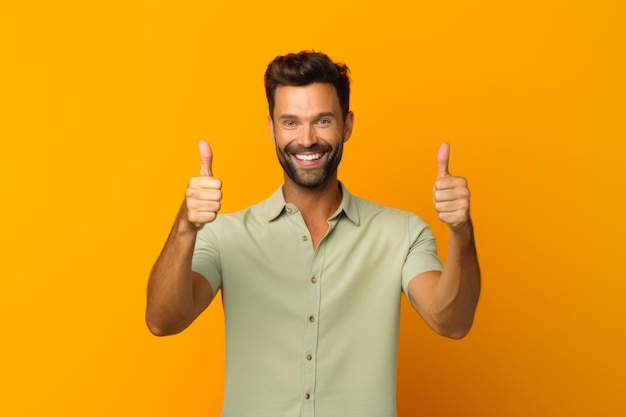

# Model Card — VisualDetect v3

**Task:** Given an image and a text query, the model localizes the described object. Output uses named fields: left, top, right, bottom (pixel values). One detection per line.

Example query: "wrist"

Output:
left=448, top=218, right=472, bottom=235
left=176, top=205, right=202, bottom=237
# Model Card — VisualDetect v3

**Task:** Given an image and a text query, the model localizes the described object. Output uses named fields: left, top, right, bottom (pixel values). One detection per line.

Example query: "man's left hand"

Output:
left=433, top=143, right=471, bottom=232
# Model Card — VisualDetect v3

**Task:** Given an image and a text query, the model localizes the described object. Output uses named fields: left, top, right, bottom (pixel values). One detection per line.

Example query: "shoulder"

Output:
left=343, top=191, right=434, bottom=248
left=351, top=193, right=427, bottom=226
left=202, top=190, right=278, bottom=233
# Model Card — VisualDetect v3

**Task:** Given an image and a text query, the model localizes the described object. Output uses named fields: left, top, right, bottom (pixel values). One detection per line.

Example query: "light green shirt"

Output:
left=192, top=183, right=442, bottom=417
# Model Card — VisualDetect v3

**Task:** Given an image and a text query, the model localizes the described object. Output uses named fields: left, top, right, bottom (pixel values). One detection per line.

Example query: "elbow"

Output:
left=428, top=295, right=479, bottom=340
left=145, top=311, right=184, bottom=337
left=146, top=322, right=171, bottom=337
left=146, top=317, right=170, bottom=337
left=438, top=324, right=472, bottom=340
left=431, top=313, right=475, bottom=340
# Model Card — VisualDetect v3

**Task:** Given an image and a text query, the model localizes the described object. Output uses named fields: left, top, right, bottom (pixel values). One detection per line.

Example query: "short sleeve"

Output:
left=191, top=218, right=223, bottom=297
left=401, top=213, right=443, bottom=295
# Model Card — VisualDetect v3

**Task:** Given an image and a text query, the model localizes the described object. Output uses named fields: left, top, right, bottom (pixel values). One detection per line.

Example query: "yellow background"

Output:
left=1, top=1, right=625, bottom=416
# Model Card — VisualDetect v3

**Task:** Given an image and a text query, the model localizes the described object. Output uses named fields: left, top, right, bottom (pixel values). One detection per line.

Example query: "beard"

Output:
left=275, top=140, right=344, bottom=188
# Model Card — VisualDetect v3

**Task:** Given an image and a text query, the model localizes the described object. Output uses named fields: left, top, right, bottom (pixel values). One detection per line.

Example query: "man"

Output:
left=146, top=51, right=480, bottom=417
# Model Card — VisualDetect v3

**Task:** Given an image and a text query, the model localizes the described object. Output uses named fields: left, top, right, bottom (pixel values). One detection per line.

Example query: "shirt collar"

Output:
left=265, top=182, right=360, bottom=226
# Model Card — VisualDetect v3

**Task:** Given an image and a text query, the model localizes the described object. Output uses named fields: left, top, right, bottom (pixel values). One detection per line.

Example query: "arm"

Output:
left=408, top=221, right=480, bottom=339
left=146, top=141, right=222, bottom=336
left=408, top=143, right=481, bottom=339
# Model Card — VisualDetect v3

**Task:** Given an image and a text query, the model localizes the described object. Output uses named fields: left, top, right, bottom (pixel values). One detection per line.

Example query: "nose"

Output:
left=298, top=123, right=318, bottom=148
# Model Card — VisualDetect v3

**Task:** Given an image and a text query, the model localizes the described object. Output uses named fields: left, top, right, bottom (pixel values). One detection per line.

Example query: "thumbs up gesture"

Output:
left=182, top=140, right=223, bottom=231
left=433, top=143, right=470, bottom=232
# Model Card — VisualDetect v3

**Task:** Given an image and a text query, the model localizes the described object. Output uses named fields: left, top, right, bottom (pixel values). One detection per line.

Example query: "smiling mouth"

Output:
left=293, top=153, right=324, bottom=162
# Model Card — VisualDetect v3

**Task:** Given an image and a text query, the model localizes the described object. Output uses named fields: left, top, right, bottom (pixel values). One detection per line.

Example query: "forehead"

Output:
left=273, top=83, right=340, bottom=117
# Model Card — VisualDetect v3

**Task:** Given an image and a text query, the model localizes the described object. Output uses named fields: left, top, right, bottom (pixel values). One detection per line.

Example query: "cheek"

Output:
left=273, top=131, right=292, bottom=150
left=324, top=127, right=345, bottom=144
left=276, top=127, right=301, bottom=143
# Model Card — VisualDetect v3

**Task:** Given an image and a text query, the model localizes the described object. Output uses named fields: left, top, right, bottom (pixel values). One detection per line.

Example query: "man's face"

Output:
left=268, top=83, right=353, bottom=188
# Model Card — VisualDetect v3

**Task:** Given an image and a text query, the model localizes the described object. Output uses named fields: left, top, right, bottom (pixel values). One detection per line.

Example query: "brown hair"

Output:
left=264, top=50, right=351, bottom=120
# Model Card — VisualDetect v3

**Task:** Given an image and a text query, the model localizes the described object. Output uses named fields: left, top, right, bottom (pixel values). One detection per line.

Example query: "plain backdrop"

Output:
left=1, top=1, right=625, bottom=416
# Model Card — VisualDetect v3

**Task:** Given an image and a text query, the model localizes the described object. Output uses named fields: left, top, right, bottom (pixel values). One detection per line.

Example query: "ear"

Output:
left=267, top=115, right=276, bottom=144
left=342, top=111, right=354, bottom=143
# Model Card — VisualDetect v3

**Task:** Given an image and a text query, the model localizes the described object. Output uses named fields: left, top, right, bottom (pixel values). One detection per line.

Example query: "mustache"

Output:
left=284, top=144, right=332, bottom=154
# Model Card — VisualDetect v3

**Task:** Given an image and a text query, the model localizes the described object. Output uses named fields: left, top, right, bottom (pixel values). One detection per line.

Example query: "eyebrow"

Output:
left=278, top=112, right=337, bottom=120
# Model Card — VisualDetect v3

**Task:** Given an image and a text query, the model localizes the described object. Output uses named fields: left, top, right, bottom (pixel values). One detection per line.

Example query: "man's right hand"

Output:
left=181, top=140, right=223, bottom=232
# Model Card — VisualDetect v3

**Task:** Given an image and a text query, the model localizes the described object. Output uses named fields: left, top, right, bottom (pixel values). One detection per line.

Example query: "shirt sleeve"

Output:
left=191, top=218, right=223, bottom=297
left=401, top=213, right=443, bottom=296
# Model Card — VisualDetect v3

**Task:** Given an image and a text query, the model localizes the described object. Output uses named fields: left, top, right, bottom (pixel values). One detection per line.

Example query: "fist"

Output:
left=183, top=140, right=222, bottom=231
left=433, top=143, right=470, bottom=231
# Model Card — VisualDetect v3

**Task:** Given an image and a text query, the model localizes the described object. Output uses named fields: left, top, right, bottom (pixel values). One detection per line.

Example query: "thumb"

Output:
left=199, top=140, right=213, bottom=176
left=436, top=143, right=450, bottom=178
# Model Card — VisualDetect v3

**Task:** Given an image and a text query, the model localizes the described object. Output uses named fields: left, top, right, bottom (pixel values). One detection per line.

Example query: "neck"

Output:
left=282, top=176, right=342, bottom=220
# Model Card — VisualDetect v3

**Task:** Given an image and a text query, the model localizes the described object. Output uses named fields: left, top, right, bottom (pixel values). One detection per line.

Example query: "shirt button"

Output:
left=311, top=277, right=317, bottom=283
left=286, top=207, right=293, bottom=213
left=302, top=236, right=308, bottom=241
left=309, top=315, right=315, bottom=323
left=306, top=354, right=313, bottom=360
left=305, top=393, right=311, bottom=400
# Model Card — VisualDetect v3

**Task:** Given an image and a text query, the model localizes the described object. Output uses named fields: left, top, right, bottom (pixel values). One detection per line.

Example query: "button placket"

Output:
left=302, top=240, right=325, bottom=417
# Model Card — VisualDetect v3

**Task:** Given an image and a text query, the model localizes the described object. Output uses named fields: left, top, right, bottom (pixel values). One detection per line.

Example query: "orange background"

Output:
left=1, top=1, right=625, bottom=416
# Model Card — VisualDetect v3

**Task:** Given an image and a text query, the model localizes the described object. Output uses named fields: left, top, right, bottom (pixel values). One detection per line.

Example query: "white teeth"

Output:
left=294, top=153, right=322, bottom=161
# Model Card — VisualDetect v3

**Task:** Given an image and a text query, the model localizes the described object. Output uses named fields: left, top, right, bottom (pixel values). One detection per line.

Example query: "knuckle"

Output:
left=208, top=189, right=222, bottom=201
left=185, top=199, right=196, bottom=211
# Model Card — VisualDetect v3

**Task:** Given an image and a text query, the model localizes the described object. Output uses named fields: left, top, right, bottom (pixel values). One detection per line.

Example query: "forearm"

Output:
left=146, top=208, right=199, bottom=335
left=430, top=220, right=481, bottom=339
left=146, top=141, right=220, bottom=335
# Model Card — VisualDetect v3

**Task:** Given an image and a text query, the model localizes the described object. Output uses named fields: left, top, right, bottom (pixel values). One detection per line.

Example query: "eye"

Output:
left=283, top=120, right=297, bottom=128
left=317, top=118, right=331, bottom=126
